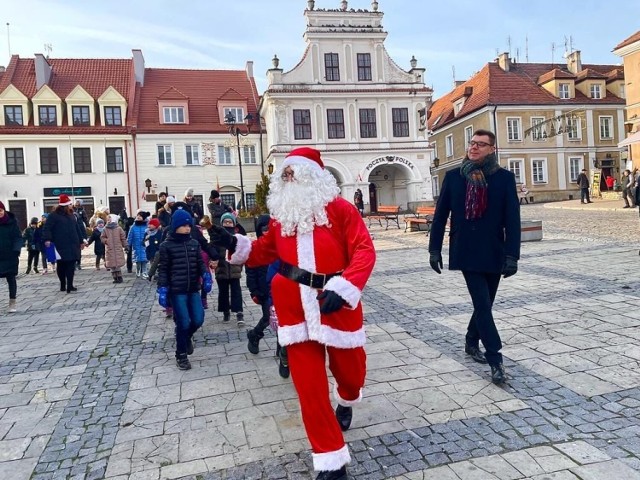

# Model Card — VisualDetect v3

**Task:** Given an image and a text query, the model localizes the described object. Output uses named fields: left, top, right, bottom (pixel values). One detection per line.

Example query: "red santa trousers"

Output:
left=288, top=340, right=366, bottom=471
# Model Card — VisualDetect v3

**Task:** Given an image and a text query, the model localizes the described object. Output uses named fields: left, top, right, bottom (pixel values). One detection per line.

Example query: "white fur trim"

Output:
left=320, top=324, right=366, bottom=348
left=296, top=232, right=324, bottom=343
left=59, top=200, right=72, bottom=206
left=312, top=444, right=350, bottom=472
left=229, top=234, right=251, bottom=265
left=334, top=384, right=363, bottom=407
left=277, top=323, right=309, bottom=345
left=282, top=155, right=323, bottom=172
left=324, top=276, right=361, bottom=309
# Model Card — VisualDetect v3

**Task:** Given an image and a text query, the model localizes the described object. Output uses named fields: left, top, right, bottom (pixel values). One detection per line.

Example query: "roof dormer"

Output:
left=157, top=87, right=189, bottom=124
left=65, top=85, right=96, bottom=127
left=0, top=84, right=30, bottom=126
left=537, top=69, right=575, bottom=99
left=98, top=86, right=127, bottom=126
left=605, top=68, right=625, bottom=99
left=32, top=85, right=62, bottom=127
left=217, top=88, right=248, bottom=125
left=575, top=68, right=607, bottom=99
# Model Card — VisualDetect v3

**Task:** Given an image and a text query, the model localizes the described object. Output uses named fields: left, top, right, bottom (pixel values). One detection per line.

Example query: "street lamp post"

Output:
left=224, top=111, right=253, bottom=211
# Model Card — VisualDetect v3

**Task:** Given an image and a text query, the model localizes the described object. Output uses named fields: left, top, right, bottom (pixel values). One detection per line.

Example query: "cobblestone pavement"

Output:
left=0, top=201, right=639, bottom=480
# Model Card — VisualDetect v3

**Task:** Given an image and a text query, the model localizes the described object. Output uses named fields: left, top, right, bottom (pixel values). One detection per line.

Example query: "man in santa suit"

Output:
left=219, top=147, right=375, bottom=480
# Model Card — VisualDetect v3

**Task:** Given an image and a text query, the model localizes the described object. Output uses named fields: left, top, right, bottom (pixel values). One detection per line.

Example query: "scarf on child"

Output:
left=460, top=153, right=500, bottom=220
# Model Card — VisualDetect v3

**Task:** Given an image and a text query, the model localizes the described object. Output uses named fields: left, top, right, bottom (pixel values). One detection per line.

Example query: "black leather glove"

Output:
left=502, top=256, right=518, bottom=278
left=317, top=290, right=346, bottom=314
left=209, top=225, right=237, bottom=253
left=429, top=251, right=443, bottom=274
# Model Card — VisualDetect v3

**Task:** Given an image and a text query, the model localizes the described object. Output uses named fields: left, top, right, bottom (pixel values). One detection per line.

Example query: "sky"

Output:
left=1, top=0, right=638, bottom=99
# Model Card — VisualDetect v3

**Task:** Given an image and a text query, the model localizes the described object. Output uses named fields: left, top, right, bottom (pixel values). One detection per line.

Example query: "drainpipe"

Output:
left=491, top=105, right=499, bottom=156
left=131, top=130, right=140, bottom=212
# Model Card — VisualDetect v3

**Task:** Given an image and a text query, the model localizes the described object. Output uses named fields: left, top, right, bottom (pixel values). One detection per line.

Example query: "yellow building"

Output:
left=613, top=31, right=640, bottom=170
left=428, top=52, right=625, bottom=201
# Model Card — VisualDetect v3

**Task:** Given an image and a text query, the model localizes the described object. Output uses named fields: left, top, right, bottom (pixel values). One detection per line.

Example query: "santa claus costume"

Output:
left=229, top=147, right=375, bottom=478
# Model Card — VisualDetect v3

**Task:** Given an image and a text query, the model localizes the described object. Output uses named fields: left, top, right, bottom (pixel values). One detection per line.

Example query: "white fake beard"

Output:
left=268, top=163, right=340, bottom=236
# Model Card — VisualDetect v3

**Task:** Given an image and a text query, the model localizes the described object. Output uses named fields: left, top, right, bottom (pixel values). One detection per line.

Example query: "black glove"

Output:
left=209, top=225, right=237, bottom=253
left=502, top=256, right=518, bottom=278
left=317, top=290, right=346, bottom=314
left=429, top=251, right=443, bottom=274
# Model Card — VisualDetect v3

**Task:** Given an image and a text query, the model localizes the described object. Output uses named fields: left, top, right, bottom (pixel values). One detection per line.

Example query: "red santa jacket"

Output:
left=230, top=197, right=375, bottom=348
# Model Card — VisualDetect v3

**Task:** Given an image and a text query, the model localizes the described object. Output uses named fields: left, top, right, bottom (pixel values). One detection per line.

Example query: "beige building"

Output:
left=428, top=52, right=626, bottom=201
left=613, top=31, right=640, bottom=170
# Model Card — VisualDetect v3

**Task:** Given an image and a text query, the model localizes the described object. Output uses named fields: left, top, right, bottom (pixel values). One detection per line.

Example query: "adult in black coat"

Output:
left=0, top=202, right=23, bottom=312
left=42, top=195, right=87, bottom=293
left=428, top=129, right=520, bottom=385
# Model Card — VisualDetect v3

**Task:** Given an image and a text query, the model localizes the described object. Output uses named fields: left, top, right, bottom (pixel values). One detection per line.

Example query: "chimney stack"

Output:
left=566, top=50, right=582, bottom=74
left=132, top=49, right=145, bottom=86
left=34, top=53, right=52, bottom=90
left=497, top=52, right=510, bottom=72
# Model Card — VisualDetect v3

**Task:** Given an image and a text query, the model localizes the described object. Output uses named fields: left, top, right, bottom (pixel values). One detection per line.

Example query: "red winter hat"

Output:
left=148, top=218, right=161, bottom=229
left=59, top=194, right=72, bottom=206
left=282, top=147, right=324, bottom=171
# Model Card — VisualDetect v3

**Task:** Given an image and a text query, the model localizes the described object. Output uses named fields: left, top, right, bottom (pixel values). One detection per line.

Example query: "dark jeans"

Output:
left=171, top=292, right=205, bottom=356
left=462, top=271, right=503, bottom=366
left=40, top=250, right=48, bottom=270
left=623, top=188, right=633, bottom=207
left=580, top=188, right=591, bottom=203
left=252, top=301, right=271, bottom=336
left=5, top=275, right=17, bottom=299
left=216, top=278, right=243, bottom=313
left=27, top=250, right=40, bottom=271
left=56, top=260, right=76, bottom=290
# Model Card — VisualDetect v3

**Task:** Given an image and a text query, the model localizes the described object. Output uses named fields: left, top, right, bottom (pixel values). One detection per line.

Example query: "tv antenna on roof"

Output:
left=6, top=23, right=10, bottom=56
left=44, top=43, right=52, bottom=59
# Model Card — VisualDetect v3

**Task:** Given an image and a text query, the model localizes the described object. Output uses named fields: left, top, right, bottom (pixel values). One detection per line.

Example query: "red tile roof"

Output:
left=428, top=62, right=625, bottom=131
left=614, top=31, right=640, bottom=51
left=537, top=68, right=575, bottom=84
left=136, top=68, right=260, bottom=134
left=575, top=68, right=607, bottom=82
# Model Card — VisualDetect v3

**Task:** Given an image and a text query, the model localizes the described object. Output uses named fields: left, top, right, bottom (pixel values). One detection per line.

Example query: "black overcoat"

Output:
left=42, top=210, right=85, bottom=262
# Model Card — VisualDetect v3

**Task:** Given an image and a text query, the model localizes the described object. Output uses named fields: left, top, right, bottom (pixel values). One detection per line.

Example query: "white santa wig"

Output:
left=268, top=147, right=340, bottom=236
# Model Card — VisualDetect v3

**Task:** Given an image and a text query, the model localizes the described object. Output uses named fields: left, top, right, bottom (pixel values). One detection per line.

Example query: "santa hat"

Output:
left=282, top=147, right=324, bottom=172
left=59, top=194, right=73, bottom=206
left=148, top=218, right=160, bottom=229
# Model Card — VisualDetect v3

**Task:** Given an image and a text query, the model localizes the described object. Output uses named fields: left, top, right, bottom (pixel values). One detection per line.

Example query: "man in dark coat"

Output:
left=0, top=201, right=23, bottom=313
left=428, top=129, right=520, bottom=385
left=206, top=190, right=232, bottom=226
left=43, top=194, right=87, bottom=293
left=576, top=169, right=592, bottom=204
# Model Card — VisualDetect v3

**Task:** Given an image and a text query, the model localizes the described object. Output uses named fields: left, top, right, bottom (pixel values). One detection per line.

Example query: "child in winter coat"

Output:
left=157, top=209, right=210, bottom=370
left=144, top=218, right=162, bottom=263
left=214, top=212, right=245, bottom=325
left=87, top=219, right=106, bottom=269
left=35, top=214, right=51, bottom=274
left=22, top=217, right=40, bottom=274
left=101, top=214, right=127, bottom=283
left=128, top=211, right=149, bottom=278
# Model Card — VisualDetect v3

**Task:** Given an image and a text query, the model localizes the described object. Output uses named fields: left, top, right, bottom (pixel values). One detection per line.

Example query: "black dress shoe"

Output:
left=316, top=466, right=347, bottom=480
left=67, top=286, right=78, bottom=293
left=491, top=364, right=506, bottom=384
left=464, top=344, right=487, bottom=364
left=335, top=405, right=352, bottom=431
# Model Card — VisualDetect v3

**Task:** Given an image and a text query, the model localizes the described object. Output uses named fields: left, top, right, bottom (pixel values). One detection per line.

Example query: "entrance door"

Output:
left=8, top=200, right=27, bottom=231
left=368, top=183, right=378, bottom=212
left=109, top=196, right=126, bottom=216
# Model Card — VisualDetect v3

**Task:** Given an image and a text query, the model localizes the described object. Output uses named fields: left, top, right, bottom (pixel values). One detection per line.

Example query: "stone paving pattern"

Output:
left=0, top=201, right=639, bottom=479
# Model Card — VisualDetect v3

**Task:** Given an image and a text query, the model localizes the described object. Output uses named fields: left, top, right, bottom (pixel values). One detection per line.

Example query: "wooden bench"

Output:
left=404, top=206, right=436, bottom=232
left=367, top=205, right=401, bottom=230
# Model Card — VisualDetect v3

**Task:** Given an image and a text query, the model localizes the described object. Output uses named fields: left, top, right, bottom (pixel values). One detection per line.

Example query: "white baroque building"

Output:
left=259, top=0, right=434, bottom=212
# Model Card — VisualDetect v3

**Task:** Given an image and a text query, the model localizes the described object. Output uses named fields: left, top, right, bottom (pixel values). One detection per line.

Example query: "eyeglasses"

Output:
left=468, top=140, right=493, bottom=148
left=281, top=171, right=294, bottom=180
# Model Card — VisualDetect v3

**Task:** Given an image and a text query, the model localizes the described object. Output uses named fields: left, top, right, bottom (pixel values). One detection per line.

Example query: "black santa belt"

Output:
left=278, top=261, right=342, bottom=289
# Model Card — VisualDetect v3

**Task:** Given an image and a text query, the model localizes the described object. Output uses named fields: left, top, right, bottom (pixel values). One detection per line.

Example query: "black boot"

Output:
left=491, top=363, right=506, bottom=384
left=464, top=343, right=487, bottom=364
left=316, top=466, right=347, bottom=480
left=335, top=405, right=352, bottom=431
left=247, top=329, right=262, bottom=354
left=176, top=354, right=191, bottom=370
left=278, top=346, right=289, bottom=379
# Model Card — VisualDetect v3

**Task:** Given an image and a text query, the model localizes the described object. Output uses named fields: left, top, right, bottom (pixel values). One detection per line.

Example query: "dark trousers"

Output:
left=462, top=271, right=503, bottom=366
left=4, top=275, right=17, bottom=299
left=56, top=260, right=76, bottom=290
left=623, top=188, right=634, bottom=207
left=126, top=248, right=133, bottom=273
left=216, top=278, right=243, bottom=313
left=580, top=188, right=591, bottom=203
left=252, top=301, right=271, bottom=336
left=40, top=250, right=48, bottom=270
left=27, top=250, right=40, bottom=271
left=171, top=293, right=204, bottom=356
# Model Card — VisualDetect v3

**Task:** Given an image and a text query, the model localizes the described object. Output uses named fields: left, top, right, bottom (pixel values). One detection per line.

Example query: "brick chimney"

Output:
left=34, top=53, right=52, bottom=90
left=497, top=52, right=511, bottom=72
left=132, top=49, right=145, bottom=86
left=566, top=50, right=582, bottom=74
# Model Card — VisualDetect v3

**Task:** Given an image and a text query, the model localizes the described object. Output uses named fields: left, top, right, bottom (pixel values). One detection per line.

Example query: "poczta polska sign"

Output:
left=523, top=110, right=586, bottom=140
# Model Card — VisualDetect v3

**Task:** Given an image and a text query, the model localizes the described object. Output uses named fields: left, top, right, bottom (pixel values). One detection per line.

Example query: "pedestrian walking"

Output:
left=128, top=211, right=149, bottom=278
left=215, top=147, right=376, bottom=480
left=42, top=194, right=87, bottom=293
left=353, top=188, right=364, bottom=216
left=101, top=214, right=127, bottom=283
left=576, top=169, right=592, bottom=204
left=622, top=169, right=633, bottom=208
left=22, top=217, right=40, bottom=274
left=35, top=214, right=49, bottom=274
left=87, top=219, right=106, bottom=270
left=0, top=201, right=23, bottom=313
left=428, top=129, right=520, bottom=385
left=213, top=212, right=245, bottom=325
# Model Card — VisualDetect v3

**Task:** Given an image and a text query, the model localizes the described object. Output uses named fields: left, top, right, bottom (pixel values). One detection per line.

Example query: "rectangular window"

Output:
left=392, top=108, right=409, bottom=137
left=157, top=145, right=173, bottom=165
left=327, top=109, right=345, bottom=139
left=508, top=159, right=524, bottom=184
left=559, top=83, right=570, bottom=99
left=245, top=193, right=257, bottom=210
left=106, top=147, right=124, bottom=172
left=293, top=109, right=312, bottom=139
left=432, top=176, right=439, bottom=197
left=4, top=106, right=23, bottom=126
left=40, top=148, right=59, bottom=174
left=185, top=144, right=200, bottom=165
left=464, top=125, right=474, bottom=149
left=359, top=108, right=377, bottom=138
left=590, top=84, right=602, bottom=99
left=39, top=106, right=57, bottom=125
left=568, top=157, right=582, bottom=182
left=507, top=117, right=521, bottom=141
left=599, top=116, right=613, bottom=139
left=242, top=145, right=256, bottom=164
left=620, top=84, right=626, bottom=99
left=567, top=115, right=580, bottom=140
left=217, top=146, right=232, bottom=165
left=104, top=106, right=122, bottom=126
left=223, top=107, right=245, bottom=124
left=324, top=53, right=340, bottom=81
left=163, top=107, right=185, bottom=124
left=72, top=106, right=90, bottom=126
left=73, top=148, right=92, bottom=173
left=357, top=53, right=372, bottom=81
left=530, top=117, right=545, bottom=141
left=445, top=134, right=453, bottom=157
left=5, top=148, right=25, bottom=175
left=531, top=158, right=547, bottom=184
